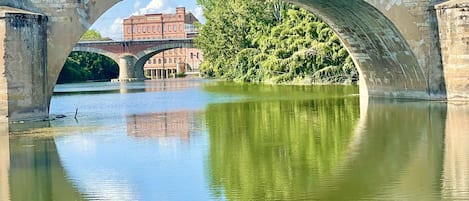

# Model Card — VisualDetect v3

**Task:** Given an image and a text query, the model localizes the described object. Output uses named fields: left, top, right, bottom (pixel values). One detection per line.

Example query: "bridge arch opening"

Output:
left=46, top=0, right=430, bottom=98
left=57, top=50, right=119, bottom=84
left=59, top=0, right=434, bottom=99
left=134, top=43, right=197, bottom=79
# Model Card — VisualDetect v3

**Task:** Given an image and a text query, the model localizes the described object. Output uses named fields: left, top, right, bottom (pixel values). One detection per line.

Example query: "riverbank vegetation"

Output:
left=196, top=0, right=358, bottom=84
left=58, top=30, right=118, bottom=84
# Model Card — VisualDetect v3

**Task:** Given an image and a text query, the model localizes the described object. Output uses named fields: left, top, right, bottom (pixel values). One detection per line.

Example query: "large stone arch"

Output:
left=36, top=0, right=442, bottom=100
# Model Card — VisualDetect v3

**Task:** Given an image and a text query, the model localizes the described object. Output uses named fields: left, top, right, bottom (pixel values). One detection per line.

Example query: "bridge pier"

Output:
left=0, top=7, right=49, bottom=122
left=112, top=55, right=146, bottom=82
left=436, top=1, right=469, bottom=100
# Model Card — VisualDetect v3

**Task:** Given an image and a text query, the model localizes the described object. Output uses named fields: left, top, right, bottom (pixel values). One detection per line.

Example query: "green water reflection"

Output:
left=205, top=82, right=447, bottom=200
left=6, top=134, right=83, bottom=201
left=2, top=81, right=469, bottom=200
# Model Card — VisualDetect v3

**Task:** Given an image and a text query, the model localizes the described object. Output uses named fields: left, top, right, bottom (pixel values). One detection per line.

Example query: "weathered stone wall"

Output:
left=436, top=0, right=469, bottom=100
left=366, top=0, right=447, bottom=98
left=0, top=7, right=49, bottom=122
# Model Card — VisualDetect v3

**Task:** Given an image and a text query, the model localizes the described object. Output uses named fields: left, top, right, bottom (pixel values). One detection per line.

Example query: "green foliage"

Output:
left=80, top=29, right=111, bottom=41
left=58, top=52, right=119, bottom=84
left=204, top=83, right=360, bottom=200
left=196, top=0, right=358, bottom=84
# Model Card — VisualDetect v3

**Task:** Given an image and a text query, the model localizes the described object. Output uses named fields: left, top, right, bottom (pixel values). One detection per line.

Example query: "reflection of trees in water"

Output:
left=8, top=136, right=83, bottom=201
left=206, top=97, right=360, bottom=200
left=127, top=111, right=202, bottom=141
left=206, top=98, right=449, bottom=200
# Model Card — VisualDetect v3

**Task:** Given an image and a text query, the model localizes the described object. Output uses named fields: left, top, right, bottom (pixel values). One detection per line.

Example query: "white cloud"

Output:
left=99, top=17, right=124, bottom=40
left=133, top=0, right=141, bottom=10
left=133, top=0, right=168, bottom=15
left=189, top=6, right=205, bottom=23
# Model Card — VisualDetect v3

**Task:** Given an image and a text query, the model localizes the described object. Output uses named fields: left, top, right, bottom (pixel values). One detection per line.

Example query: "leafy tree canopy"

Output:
left=196, top=0, right=358, bottom=84
left=80, top=29, right=112, bottom=41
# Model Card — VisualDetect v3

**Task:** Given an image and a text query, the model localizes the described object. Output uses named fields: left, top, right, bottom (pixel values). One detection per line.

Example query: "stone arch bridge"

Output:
left=0, top=0, right=468, bottom=122
left=73, top=39, right=195, bottom=82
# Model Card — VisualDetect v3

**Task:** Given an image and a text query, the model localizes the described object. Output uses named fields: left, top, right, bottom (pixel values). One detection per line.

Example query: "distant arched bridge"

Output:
left=73, top=39, right=195, bottom=82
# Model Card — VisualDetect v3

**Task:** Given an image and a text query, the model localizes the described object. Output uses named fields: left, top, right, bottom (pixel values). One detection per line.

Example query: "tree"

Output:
left=58, top=52, right=119, bottom=84
left=196, top=0, right=358, bottom=84
left=80, top=29, right=111, bottom=41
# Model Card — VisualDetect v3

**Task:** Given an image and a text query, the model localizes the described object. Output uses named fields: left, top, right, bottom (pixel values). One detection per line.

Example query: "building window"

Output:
left=143, top=26, right=146, bottom=33
left=148, top=60, right=151, bottom=64
left=168, top=25, right=171, bottom=32
left=190, top=52, right=193, bottom=59
left=158, top=59, right=162, bottom=64
left=158, top=25, right=161, bottom=33
left=152, top=26, right=156, bottom=33
left=153, top=58, right=156, bottom=63
left=174, top=25, right=177, bottom=32
left=164, top=58, right=167, bottom=64
left=137, top=26, right=141, bottom=33
left=127, top=27, right=131, bottom=34
left=169, top=58, right=172, bottom=63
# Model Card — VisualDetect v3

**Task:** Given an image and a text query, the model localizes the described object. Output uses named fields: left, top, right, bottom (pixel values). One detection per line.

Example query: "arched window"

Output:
left=158, top=59, right=162, bottom=64
left=169, top=58, right=173, bottom=63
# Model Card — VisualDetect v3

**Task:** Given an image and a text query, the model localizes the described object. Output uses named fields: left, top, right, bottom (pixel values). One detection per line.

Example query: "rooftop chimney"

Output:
left=176, top=7, right=185, bottom=15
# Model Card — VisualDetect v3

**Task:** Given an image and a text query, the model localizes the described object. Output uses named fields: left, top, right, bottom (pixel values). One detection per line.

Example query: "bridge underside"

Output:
left=0, top=0, right=464, bottom=122
left=290, top=0, right=446, bottom=99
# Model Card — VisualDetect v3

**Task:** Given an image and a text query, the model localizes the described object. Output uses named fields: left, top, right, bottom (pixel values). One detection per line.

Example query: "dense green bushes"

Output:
left=58, top=52, right=118, bottom=84
left=196, top=0, right=358, bottom=84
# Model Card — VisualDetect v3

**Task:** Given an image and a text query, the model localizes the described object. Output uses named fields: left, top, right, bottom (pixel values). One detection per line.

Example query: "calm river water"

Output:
left=1, top=79, right=469, bottom=201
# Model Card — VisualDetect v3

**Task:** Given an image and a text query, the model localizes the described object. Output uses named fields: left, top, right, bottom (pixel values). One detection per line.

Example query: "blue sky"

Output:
left=90, top=0, right=204, bottom=40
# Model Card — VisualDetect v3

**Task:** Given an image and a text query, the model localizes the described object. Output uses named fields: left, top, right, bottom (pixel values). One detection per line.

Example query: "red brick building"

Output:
left=123, top=7, right=203, bottom=79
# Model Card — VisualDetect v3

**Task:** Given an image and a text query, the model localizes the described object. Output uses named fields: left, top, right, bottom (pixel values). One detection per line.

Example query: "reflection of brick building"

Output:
left=123, top=7, right=203, bottom=79
left=127, top=111, right=200, bottom=142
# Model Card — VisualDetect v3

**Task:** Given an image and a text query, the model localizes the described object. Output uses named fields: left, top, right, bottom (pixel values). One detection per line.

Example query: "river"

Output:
left=1, top=79, right=468, bottom=201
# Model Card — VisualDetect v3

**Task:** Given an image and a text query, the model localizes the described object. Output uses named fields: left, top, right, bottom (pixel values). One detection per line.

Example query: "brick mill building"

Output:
left=123, top=7, right=203, bottom=79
